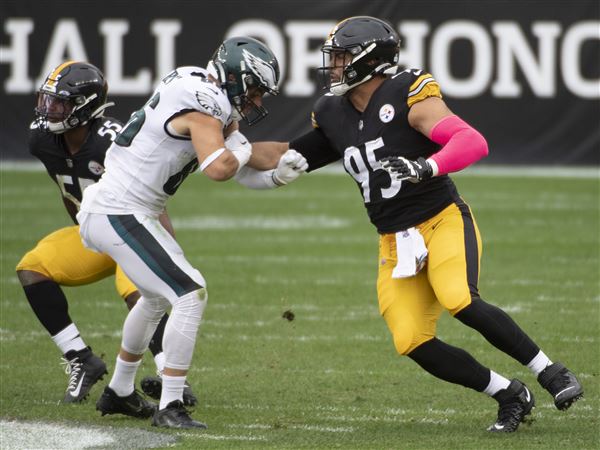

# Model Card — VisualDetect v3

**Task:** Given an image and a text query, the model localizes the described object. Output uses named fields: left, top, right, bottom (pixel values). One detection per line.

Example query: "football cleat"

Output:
left=96, top=386, right=157, bottom=418
left=538, top=362, right=583, bottom=410
left=141, top=374, right=198, bottom=406
left=61, top=347, right=107, bottom=403
left=488, top=379, right=535, bottom=432
left=152, top=400, right=207, bottom=429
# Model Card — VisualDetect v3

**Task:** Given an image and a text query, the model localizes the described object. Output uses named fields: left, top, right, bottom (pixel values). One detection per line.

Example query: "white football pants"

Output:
left=78, top=211, right=207, bottom=370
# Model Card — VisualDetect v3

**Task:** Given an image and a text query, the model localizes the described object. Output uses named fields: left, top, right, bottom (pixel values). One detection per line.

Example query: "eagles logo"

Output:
left=195, top=91, right=222, bottom=117
left=242, top=49, right=278, bottom=92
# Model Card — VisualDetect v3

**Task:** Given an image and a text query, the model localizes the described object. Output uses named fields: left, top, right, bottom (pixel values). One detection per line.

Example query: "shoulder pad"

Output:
left=393, top=68, right=442, bottom=107
left=27, top=125, right=53, bottom=157
left=180, top=75, right=231, bottom=125
left=312, top=93, right=339, bottom=129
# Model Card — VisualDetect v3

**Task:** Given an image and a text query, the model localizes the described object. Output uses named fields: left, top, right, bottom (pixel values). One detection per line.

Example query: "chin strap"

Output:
left=88, top=101, right=114, bottom=120
left=330, top=61, right=394, bottom=96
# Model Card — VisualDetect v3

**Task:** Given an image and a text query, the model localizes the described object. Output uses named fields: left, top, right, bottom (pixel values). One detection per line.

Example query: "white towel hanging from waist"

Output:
left=391, top=227, right=428, bottom=278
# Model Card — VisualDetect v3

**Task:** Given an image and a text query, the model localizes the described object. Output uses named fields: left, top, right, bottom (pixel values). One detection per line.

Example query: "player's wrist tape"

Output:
left=425, top=158, right=439, bottom=177
left=200, top=147, right=226, bottom=172
left=225, top=130, right=249, bottom=150
left=271, top=170, right=286, bottom=186
left=230, top=148, right=251, bottom=173
left=234, top=167, right=279, bottom=189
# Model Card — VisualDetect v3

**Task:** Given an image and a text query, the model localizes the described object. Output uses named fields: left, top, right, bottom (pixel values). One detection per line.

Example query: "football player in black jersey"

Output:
left=248, top=16, right=583, bottom=432
left=16, top=61, right=196, bottom=406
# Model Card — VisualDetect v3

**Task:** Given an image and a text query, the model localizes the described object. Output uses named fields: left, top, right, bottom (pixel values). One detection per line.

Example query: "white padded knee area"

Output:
left=121, top=295, right=170, bottom=355
left=163, top=288, right=207, bottom=370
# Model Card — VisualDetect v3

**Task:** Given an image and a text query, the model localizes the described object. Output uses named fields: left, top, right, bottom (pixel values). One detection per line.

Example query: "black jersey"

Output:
left=28, top=117, right=123, bottom=223
left=294, top=69, right=460, bottom=233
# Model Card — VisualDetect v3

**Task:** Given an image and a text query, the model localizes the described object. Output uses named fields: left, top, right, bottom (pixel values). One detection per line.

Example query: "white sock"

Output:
left=527, top=350, right=552, bottom=375
left=108, top=356, right=141, bottom=397
left=159, top=374, right=186, bottom=410
left=154, top=352, right=166, bottom=374
left=52, top=323, right=86, bottom=354
left=483, top=370, right=511, bottom=396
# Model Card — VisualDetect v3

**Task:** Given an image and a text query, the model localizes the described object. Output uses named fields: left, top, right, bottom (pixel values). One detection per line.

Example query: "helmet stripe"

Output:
left=46, top=60, right=77, bottom=87
left=325, top=18, right=351, bottom=43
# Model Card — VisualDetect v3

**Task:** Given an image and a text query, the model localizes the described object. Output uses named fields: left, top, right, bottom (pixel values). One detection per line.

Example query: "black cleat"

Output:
left=141, top=375, right=198, bottom=407
left=488, top=379, right=535, bottom=432
left=152, top=400, right=207, bottom=429
left=61, top=347, right=108, bottom=403
left=96, top=386, right=157, bottom=419
left=538, top=362, right=584, bottom=410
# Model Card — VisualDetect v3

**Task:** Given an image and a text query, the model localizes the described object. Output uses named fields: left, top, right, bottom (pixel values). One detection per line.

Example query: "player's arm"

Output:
left=223, top=120, right=239, bottom=138
left=383, top=86, right=488, bottom=182
left=170, top=111, right=250, bottom=181
left=409, top=97, right=488, bottom=176
left=233, top=141, right=307, bottom=189
left=233, top=140, right=308, bottom=190
left=234, top=125, right=340, bottom=190
left=408, top=96, right=454, bottom=137
left=247, top=141, right=289, bottom=170
left=234, top=148, right=308, bottom=189
left=233, top=103, right=340, bottom=189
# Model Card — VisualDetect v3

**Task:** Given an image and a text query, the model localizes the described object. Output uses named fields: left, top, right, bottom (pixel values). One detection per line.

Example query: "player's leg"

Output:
left=379, top=231, right=532, bottom=432
left=379, top=233, right=498, bottom=388
left=116, top=266, right=198, bottom=407
left=16, top=225, right=112, bottom=402
left=427, top=201, right=582, bottom=411
left=81, top=212, right=206, bottom=428
left=96, top=293, right=167, bottom=419
left=117, top=269, right=167, bottom=372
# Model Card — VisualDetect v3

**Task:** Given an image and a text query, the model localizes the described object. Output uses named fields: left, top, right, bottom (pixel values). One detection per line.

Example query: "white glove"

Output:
left=225, top=130, right=252, bottom=172
left=272, top=149, right=309, bottom=186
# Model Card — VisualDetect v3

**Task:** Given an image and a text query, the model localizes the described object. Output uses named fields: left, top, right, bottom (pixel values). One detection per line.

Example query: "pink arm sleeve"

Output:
left=428, top=115, right=488, bottom=176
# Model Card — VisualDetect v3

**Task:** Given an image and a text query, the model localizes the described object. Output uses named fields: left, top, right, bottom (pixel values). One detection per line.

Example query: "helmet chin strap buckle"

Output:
left=330, top=73, right=375, bottom=97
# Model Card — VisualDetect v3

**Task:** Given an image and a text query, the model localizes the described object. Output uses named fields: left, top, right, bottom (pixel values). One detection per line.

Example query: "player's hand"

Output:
left=272, top=149, right=308, bottom=186
left=381, top=156, right=433, bottom=183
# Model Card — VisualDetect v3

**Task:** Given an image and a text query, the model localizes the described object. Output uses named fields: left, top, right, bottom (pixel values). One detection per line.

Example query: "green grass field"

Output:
left=1, top=168, right=599, bottom=449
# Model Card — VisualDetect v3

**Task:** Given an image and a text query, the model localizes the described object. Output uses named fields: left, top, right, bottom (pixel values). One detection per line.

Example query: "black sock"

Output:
left=148, top=313, right=168, bottom=356
left=455, top=298, right=539, bottom=365
left=408, top=338, right=491, bottom=392
left=23, top=280, right=73, bottom=336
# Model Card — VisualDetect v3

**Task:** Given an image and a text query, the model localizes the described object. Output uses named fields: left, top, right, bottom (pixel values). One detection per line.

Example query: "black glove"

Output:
left=381, top=156, right=433, bottom=183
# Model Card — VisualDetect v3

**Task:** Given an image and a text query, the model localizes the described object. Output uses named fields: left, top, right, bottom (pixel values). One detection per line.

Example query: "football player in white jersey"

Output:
left=77, top=37, right=306, bottom=428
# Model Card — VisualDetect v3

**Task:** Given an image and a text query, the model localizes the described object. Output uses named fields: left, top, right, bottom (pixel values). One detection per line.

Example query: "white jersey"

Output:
left=80, top=66, right=232, bottom=216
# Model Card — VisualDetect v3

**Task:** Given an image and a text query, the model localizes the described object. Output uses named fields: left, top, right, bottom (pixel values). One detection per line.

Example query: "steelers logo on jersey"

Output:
left=379, top=104, right=395, bottom=123
left=88, top=160, right=104, bottom=176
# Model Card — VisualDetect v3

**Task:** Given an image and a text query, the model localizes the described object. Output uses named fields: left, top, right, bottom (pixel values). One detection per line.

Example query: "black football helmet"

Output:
left=208, top=37, right=280, bottom=126
left=35, top=61, right=113, bottom=133
left=319, top=16, right=400, bottom=96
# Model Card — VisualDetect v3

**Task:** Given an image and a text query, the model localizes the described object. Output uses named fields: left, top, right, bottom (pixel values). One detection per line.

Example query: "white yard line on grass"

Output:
left=228, top=423, right=355, bottom=433
left=176, top=431, right=267, bottom=441
left=172, top=215, right=352, bottom=230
